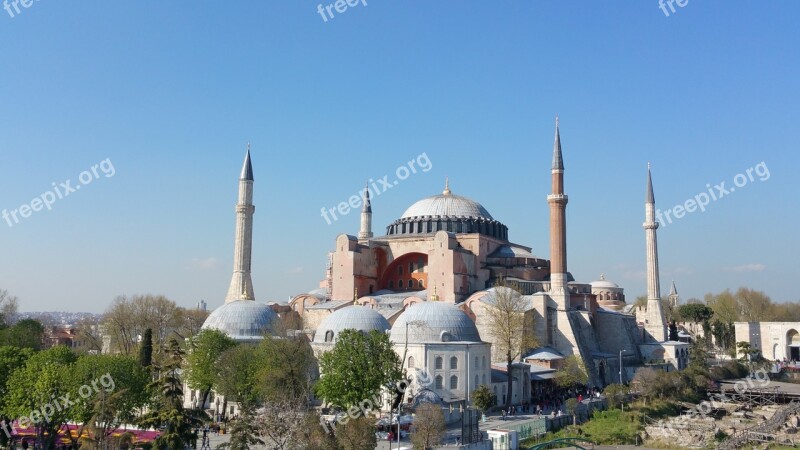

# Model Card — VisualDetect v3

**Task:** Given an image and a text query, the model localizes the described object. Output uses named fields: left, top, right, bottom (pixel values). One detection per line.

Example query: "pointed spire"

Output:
left=443, top=177, right=451, bottom=196
left=240, top=143, right=254, bottom=181
left=552, top=116, right=564, bottom=171
left=669, top=280, right=678, bottom=296
left=361, top=183, right=372, bottom=213
left=646, top=163, right=655, bottom=204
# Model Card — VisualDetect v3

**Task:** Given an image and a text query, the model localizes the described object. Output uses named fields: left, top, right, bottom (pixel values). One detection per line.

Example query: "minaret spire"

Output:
left=547, top=116, right=569, bottom=309
left=643, top=165, right=667, bottom=341
left=225, top=145, right=256, bottom=303
left=358, top=183, right=373, bottom=241
left=443, top=177, right=451, bottom=195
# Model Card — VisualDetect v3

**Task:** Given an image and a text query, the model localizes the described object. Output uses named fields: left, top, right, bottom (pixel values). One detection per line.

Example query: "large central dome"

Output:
left=386, top=181, right=508, bottom=240
left=401, top=193, right=494, bottom=221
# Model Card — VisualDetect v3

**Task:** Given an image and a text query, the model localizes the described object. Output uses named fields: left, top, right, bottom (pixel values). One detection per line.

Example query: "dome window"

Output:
left=325, top=330, right=334, bottom=343
left=450, top=375, right=458, bottom=389
left=408, top=356, right=415, bottom=369
left=450, top=356, right=458, bottom=370
left=435, top=375, right=443, bottom=389
left=441, top=331, right=453, bottom=343
left=434, top=356, right=443, bottom=370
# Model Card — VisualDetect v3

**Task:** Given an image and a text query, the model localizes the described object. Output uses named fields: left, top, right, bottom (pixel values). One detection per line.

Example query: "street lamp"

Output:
left=619, top=349, right=628, bottom=385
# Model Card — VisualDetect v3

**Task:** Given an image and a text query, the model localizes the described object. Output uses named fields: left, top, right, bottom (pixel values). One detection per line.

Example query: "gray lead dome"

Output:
left=313, top=305, right=391, bottom=344
left=390, top=301, right=482, bottom=344
left=202, top=300, right=277, bottom=341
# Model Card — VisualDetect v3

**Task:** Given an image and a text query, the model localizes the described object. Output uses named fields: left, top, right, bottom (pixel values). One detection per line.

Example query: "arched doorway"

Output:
left=598, top=360, right=607, bottom=386
left=788, top=330, right=800, bottom=361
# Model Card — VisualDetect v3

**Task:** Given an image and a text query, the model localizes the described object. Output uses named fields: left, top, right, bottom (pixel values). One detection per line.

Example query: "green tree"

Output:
left=705, top=290, right=739, bottom=323
left=315, top=329, right=402, bottom=410
left=602, top=384, right=628, bottom=409
left=734, top=288, right=773, bottom=322
left=0, top=318, right=45, bottom=350
left=71, top=354, right=150, bottom=448
left=0, top=346, right=33, bottom=411
left=0, top=290, right=19, bottom=327
left=217, top=407, right=264, bottom=450
left=554, top=355, right=588, bottom=389
left=3, top=346, right=77, bottom=450
left=256, top=330, right=315, bottom=402
left=410, top=403, right=445, bottom=450
left=215, top=345, right=264, bottom=410
left=139, top=328, right=153, bottom=368
left=138, top=338, right=207, bottom=450
left=471, top=384, right=495, bottom=414
left=185, top=329, right=237, bottom=408
left=485, top=280, right=537, bottom=408
left=336, top=416, right=377, bottom=450
left=678, top=304, right=713, bottom=324
left=564, top=398, right=579, bottom=425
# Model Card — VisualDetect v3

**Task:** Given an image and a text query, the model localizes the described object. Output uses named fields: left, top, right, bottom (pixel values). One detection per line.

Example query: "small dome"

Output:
left=591, top=274, right=620, bottom=289
left=313, top=306, right=391, bottom=344
left=202, top=300, right=278, bottom=342
left=401, top=194, right=494, bottom=220
left=390, top=301, right=481, bottom=344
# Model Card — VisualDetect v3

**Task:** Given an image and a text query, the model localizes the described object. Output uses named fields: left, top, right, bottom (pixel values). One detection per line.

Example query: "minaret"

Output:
left=547, top=117, right=570, bottom=309
left=358, top=184, right=373, bottom=241
left=643, top=164, right=667, bottom=341
left=225, top=146, right=256, bottom=303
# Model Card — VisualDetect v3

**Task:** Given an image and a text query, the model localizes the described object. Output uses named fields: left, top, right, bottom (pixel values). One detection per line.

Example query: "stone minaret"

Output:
left=547, top=117, right=570, bottom=309
left=225, top=146, right=256, bottom=303
left=643, top=165, right=667, bottom=341
left=358, top=184, right=373, bottom=241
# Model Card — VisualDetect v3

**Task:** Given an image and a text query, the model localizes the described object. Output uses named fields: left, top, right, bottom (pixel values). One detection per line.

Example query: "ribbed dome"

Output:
left=202, top=300, right=278, bottom=342
left=390, top=302, right=481, bottom=344
left=313, top=306, right=391, bottom=344
left=401, top=193, right=494, bottom=220
left=590, top=274, right=620, bottom=289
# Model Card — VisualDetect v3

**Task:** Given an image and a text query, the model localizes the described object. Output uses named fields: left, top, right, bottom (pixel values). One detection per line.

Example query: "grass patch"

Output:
left=521, top=409, right=642, bottom=447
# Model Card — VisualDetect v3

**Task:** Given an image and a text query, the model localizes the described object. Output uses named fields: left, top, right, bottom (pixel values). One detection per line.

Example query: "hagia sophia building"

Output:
left=195, top=120, right=689, bottom=417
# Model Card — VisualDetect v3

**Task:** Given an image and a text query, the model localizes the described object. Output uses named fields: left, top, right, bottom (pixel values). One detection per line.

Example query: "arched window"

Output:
left=325, top=330, right=334, bottom=342
left=482, top=356, right=486, bottom=369
left=419, top=279, right=424, bottom=289
left=474, top=356, right=478, bottom=368
left=482, top=374, right=487, bottom=384
left=389, top=280, right=394, bottom=289
left=398, top=279, right=404, bottom=289
left=435, top=356, right=443, bottom=370
left=418, top=257, right=424, bottom=272
left=409, top=262, right=414, bottom=273
left=408, top=356, right=415, bottom=369
left=398, top=265, right=404, bottom=275
left=450, top=375, right=458, bottom=389
left=435, top=375, right=443, bottom=389
left=450, top=356, right=458, bottom=370
left=474, top=374, right=479, bottom=389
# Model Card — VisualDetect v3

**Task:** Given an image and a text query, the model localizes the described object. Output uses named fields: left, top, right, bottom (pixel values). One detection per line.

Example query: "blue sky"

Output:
left=0, top=1, right=797, bottom=312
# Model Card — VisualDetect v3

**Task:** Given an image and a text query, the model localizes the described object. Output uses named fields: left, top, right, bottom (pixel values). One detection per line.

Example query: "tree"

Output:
left=633, top=295, right=648, bottom=309
left=217, top=407, right=263, bottom=450
left=256, top=330, right=315, bottom=402
left=735, top=288, right=773, bottom=322
left=565, top=398, right=579, bottom=425
left=0, top=290, right=19, bottom=327
left=102, top=294, right=183, bottom=355
left=185, top=329, right=237, bottom=408
left=75, top=315, right=104, bottom=354
left=215, top=345, right=263, bottom=411
left=336, top=416, right=377, bottom=450
left=705, top=290, right=739, bottom=323
left=554, top=355, right=588, bottom=389
left=485, top=280, right=537, bottom=408
left=139, top=328, right=153, bottom=368
left=315, top=329, right=402, bottom=410
left=138, top=338, right=207, bottom=450
left=176, top=307, right=210, bottom=339
left=3, top=346, right=78, bottom=450
left=410, top=403, right=445, bottom=450
left=602, top=383, right=628, bottom=410
left=471, top=384, right=495, bottom=414
left=0, top=346, right=33, bottom=411
left=258, top=397, right=307, bottom=450
left=0, top=318, right=45, bottom=349
left=678, top=304, right=713, bottom=324
left=292, top=411, right=338, bottom=450
left=669, top=322, right=679, bottom=341
left=737, top=341, right=760, bottom=361
left=71, top=354, right=150, bottom=448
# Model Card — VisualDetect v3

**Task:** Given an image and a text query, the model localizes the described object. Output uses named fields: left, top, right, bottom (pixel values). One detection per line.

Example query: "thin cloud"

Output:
left=187, top=257, right=220, bottom=271
left=287, top=266, right=304, bottom=275
left=723, top=264, right=766, bottom=273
